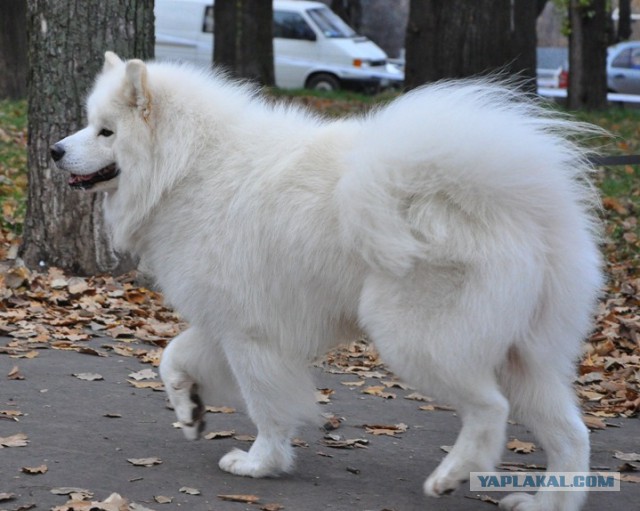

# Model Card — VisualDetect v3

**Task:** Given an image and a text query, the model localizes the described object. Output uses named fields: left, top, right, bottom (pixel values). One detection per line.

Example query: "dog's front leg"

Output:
left=217, top=338, right=319, bottom=478
left=160, top=328, right=208, bottom=439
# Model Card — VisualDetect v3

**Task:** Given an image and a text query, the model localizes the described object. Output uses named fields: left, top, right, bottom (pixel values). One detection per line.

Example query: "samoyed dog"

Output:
left=51, top=52, right=602, bottom=511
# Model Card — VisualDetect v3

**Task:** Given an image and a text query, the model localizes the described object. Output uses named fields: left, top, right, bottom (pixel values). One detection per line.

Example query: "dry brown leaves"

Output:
left=1, top=264, right=185, bottom=368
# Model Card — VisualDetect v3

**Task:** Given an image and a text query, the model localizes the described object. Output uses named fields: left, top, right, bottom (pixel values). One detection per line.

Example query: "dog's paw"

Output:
left=218, top=448, right=280, bottom=478
left=423, top=464, right=468, bottom=497
left=170, top=383, right=206, bottom=440
left=499, top=493, right=537, bottom=510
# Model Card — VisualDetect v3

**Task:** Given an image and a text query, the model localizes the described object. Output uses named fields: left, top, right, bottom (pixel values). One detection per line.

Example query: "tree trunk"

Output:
left=214, top=0, right=274, bottom=86
left=21, top=0, right=154, bottom=275
left=331, top=0, right=363, bottom=32
left=511, top=0, right=539, bottom=93
left=617, top=0, right=632, bottom=42
left=0, top=0, right=28, bottom=99
left=213, top=0, right=237, bottom=71
left=568, top=0, right=608, bottom=110
left=404, top=0, right=511, bottom=90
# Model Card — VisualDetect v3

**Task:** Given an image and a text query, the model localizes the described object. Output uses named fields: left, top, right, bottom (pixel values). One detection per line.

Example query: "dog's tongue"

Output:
left=68, top=172, right=97, bottom=185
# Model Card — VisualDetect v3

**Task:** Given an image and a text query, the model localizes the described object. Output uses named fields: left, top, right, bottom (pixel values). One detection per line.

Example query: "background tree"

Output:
left=22, top=0, right=154, bottom=275
left=404, top=0, right=511, bottom=90
left=213, top=0, right=274, bottom=85
left=0, top=0, right=28, bottom=99
left=330, top=0, right=363, bottom=32
left=568, top=0, right=608, bottom=109
left=405, top=0, right=547, bottom=91
left=616, top=0, right=632, bottom=42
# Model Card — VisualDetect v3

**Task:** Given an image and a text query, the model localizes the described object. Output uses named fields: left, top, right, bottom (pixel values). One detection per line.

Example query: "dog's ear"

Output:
left=103, top=51, right=123, bottom=72
left=125, top=59, right=151, bottom=121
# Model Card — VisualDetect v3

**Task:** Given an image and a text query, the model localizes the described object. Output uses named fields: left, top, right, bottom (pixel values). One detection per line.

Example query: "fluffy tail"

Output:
left=336, top=79, right=602, bottom=276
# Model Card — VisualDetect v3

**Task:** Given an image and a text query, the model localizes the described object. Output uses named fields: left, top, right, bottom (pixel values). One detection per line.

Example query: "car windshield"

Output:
left=306, top=7, right=356, bottom=38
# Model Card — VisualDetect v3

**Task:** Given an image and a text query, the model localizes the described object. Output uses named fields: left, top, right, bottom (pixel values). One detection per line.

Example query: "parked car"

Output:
left=536, top=47, right=569, bottom=89
left=607, top=41, right=640, bottom=94
left=155, top=0, right=404, bottom=92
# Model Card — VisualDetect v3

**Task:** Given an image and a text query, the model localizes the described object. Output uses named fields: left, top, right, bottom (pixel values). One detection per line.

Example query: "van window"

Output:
left=307, top=7, right=355, bottom=38
left=273, top=11, right=316, bottom=40
left=203, top=6, right=214, bottom=33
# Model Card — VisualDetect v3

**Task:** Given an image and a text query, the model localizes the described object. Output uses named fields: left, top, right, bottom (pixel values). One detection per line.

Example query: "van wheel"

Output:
left=306, top=73, right=340, bottom=92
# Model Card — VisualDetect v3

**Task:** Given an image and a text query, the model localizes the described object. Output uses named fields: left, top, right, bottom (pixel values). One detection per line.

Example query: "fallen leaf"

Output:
left=0, top=493, right=16, bottom=502
left=315, top=388, right=334, bottom=404
left=419, top=403, right=456, bottom=411
left=620, top=474, right=640, bottom=484
left=154, top=495, right=173, bottom=504
left=127, top=380, right=164, bottom=390
left=127, top=457, right=162, bottom=467
left=103, top=413, right=122, bottom=419
left=323, top=435, right=369, bottom=449
left=21, top=464, right=47, bottom=474
left=583, top=415, right=607, bottom=430
left=206, top=406, right=236, bottom=414
left=507, top=438, right=536, bottom=454
left=128, top=368, right=158, bottom=381
left=67, top=277, right=89, bottom=295
left=0, top=433, right=28, bottom=448
left=322, top=416, right=342, bottom=431
left=404, top=392, right=432, bottom=402
left=0, top=409, right=23, bottom=421
left=7, top=365, right=24, bottom=380
left=73, top=372, right=104, bottom=381
left=364, top=423, right=408, bottom=436
left=234, top=434, right=256, bottom=442
left=179, top=487, right=201, bottom=495
left=204, top=430, right=235, bottom=440
left=614, top=451, right=640, bottom=462
left=340, top=380, right=365, bottom=387
left=618, top=462, right=637, bottom=472
left=261, top=503, right=284, bottom=511
left=50, top=488, right=90, bottom=495
left=218, top=494, right=260, bottom=503
left=362, top=385, right=396, bottom=399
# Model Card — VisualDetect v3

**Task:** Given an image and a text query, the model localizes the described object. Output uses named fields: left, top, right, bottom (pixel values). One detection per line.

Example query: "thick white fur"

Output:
left=54, top=53, right=603, bottom=510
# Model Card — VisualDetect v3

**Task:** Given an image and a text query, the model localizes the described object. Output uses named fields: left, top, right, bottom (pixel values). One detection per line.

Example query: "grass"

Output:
left=1, top=93, right=639, bottom=269
left=0, top=99, right=28, bottom=237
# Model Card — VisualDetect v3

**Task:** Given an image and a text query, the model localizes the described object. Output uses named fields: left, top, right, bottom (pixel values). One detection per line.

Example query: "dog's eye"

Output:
left=98, top=128, right=114, bottom=137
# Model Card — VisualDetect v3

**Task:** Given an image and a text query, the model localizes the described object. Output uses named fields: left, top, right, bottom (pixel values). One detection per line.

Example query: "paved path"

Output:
left=1, top=338, right=638, bottom=511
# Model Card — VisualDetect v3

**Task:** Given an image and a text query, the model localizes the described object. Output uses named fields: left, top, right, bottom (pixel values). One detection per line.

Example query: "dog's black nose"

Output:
left=50, top=143, right=65, bottom=162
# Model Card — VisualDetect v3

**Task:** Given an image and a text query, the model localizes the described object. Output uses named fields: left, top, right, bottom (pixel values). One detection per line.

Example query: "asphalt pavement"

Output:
left=1, top=337, right=638, bottom=511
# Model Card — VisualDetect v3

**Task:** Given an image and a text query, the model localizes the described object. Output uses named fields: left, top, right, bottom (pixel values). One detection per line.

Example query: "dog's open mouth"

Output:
left=68, top=164, right=120, bottom=190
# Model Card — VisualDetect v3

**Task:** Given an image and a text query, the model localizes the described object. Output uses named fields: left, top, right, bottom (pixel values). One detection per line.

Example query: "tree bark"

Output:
left=568, top=0, right=608, bottom=110
left=617, top=0, right=632, bottom=42
left=22, top=0, right=154, bottom=275
left=404, top=0, right=512, bottom=90
left=214, top=0, right=274, bottom=86
left=331, top=0, right=363, bottom=32
left=511, top=0, right=539, bottom=93
left=0, top=0, right=28, bottom=99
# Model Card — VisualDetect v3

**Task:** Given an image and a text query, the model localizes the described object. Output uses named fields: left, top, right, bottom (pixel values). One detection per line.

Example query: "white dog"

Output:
left=51, top=52, right=603, bottom=511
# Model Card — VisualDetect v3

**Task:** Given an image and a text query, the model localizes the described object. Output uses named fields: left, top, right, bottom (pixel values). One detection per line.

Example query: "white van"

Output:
left=155, top=0, right=404, bottom=92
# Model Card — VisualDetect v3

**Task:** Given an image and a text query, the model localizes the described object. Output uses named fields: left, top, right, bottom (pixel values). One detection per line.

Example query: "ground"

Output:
left=1, top=334, right=639, bottom=511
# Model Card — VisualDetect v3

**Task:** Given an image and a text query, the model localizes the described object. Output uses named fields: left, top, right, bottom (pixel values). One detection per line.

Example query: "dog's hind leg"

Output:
left=358, top=270, right=511, bottom=496
left=217, top=339, right=319, bottom=478
left=498, top=345, right=589, bottom=511
left=160, top=326, right=239, bottom=440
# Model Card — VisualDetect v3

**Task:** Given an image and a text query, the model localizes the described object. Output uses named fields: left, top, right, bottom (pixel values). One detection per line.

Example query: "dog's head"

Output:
left=50, top=51, right=152, bottom=193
